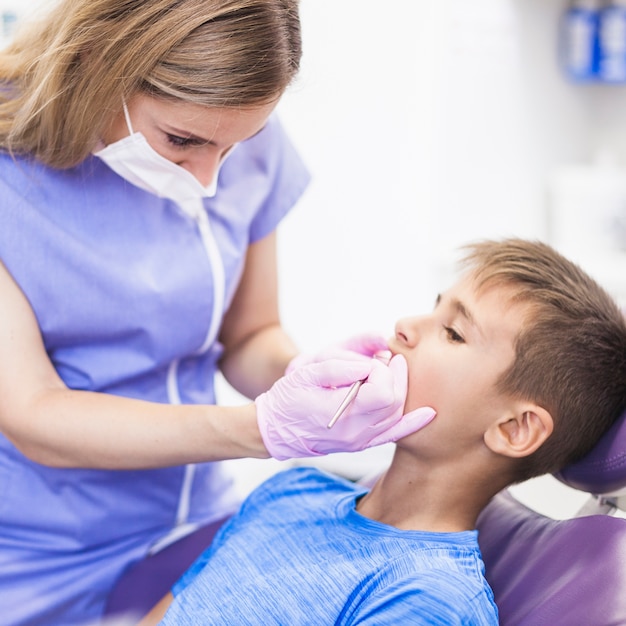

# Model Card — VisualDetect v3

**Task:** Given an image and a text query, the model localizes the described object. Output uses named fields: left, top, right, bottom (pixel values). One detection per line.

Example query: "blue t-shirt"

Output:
left=163, top=467, right=499, bottom=625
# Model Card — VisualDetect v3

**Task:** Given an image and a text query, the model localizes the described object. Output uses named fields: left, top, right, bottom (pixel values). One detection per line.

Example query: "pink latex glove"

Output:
left=286, top=333, right=390, bottom=375
left=256, top=354, right=435, bottom=460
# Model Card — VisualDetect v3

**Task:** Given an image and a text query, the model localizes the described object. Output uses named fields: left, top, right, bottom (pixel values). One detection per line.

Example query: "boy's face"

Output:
left=388, top=273, right=527, bottom=449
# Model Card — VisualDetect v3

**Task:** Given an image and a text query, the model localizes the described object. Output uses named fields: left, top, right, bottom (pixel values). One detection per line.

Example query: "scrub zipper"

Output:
left=149, top=199, right=226, bottom=555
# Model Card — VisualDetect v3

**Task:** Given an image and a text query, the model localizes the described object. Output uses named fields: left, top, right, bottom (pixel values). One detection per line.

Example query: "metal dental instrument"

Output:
left=327, top=352, right=391, bottom=429
left=327, top=379, right=364, bottom=429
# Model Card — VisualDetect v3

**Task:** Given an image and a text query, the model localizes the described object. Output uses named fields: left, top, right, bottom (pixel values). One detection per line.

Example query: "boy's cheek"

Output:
left=405, top=370, right=440, bottom=414
left=403, top=392, right=438, bottom=419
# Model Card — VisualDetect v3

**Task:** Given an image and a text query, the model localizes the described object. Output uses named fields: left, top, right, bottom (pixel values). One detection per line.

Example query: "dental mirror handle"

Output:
left=327, top=379, right=364, bottom=429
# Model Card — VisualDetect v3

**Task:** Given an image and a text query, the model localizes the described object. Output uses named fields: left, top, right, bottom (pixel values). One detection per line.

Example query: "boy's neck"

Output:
left=355, top=448, right=501, bottom=533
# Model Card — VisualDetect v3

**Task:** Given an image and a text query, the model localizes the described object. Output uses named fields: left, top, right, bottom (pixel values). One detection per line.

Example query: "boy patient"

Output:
left=142, top=239, right=626, bottom=625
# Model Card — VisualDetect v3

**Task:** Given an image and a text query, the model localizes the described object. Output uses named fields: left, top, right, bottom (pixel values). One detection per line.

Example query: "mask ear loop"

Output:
left=122, top=101, right=135, bottom=135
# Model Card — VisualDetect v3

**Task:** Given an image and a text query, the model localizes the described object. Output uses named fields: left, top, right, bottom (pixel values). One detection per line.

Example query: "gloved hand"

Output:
left=286, top=333, right=390, bottom=375
left=256, top=354, right=435, bottom=460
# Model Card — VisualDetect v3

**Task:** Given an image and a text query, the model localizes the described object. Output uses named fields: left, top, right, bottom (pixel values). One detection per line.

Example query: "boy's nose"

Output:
left=394, top=315, right=422, bottom=347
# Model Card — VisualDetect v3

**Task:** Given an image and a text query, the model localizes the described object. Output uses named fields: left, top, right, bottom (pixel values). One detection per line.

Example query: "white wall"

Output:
left=276, top=0, right=601, bottom=354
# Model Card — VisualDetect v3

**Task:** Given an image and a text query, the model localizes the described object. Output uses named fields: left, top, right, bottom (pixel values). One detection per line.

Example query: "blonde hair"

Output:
left=0, top=0, right=302, bottom=168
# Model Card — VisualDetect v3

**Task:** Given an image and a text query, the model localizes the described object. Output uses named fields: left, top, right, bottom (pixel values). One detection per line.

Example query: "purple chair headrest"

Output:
left=555, top=408, right=626, bottom=495
left=477, top=490, right=626, bottom=625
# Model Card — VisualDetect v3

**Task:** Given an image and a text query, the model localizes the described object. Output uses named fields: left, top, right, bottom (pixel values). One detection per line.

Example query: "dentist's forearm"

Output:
left=2, top=388, right=268, bottom=469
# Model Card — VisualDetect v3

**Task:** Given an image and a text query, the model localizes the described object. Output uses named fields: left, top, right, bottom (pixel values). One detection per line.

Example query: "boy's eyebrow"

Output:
left=452, top=297, right=484, bottom=337
left=437, top=293, right=484, bottom=337
left=453, top=298, right=474, bottom=325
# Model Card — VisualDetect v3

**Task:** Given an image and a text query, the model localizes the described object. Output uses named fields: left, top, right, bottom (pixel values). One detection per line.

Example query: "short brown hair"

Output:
left=461, top=239, right=626, bottom=481
left=0, top=0, right=302, bottom=168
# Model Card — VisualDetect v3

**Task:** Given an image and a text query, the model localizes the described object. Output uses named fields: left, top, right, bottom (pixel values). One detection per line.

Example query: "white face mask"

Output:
left=94, top=103, right=234, bottom=209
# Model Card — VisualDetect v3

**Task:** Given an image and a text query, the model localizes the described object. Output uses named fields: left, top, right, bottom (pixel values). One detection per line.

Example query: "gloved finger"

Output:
left=285, top=333, right=390, bottom=375
left=286, top=344, right=374, bottom=375
left=339, top=333, right=389, bottom=357
left=353, top=354, right=408, bottom=413
left=367, top=406, right=436, bottom=447
left=293, top=359, right=373, bottom=389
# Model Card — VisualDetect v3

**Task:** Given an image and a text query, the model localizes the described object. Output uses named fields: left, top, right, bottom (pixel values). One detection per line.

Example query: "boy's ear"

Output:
left=484, top=404, right=554, bottom=458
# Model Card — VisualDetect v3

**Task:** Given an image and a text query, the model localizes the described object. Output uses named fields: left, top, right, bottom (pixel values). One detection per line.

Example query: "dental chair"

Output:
left=476, top=408, right=626, bottom=626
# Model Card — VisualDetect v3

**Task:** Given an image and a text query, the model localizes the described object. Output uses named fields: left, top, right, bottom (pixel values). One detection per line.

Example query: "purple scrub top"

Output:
left=0, top=114, right=310, bottom=625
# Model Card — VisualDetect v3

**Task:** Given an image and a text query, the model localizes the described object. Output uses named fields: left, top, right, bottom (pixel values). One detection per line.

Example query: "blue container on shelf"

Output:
left=561, top=0, right=600, bottom=81
left=597, top=0, right=626, bottom=82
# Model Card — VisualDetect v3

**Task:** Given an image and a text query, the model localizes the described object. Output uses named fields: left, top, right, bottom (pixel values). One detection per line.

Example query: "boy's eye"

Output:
left=444, top=326, right=464, bottom=343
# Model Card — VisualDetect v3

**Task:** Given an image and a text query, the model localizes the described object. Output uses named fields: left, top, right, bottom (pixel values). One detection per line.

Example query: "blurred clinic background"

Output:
left=3, top=0, right=626, bottom=518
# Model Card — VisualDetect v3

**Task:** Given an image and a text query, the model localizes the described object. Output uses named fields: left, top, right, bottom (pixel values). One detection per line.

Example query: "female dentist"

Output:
left=0, top=1, right=435, bottom=624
